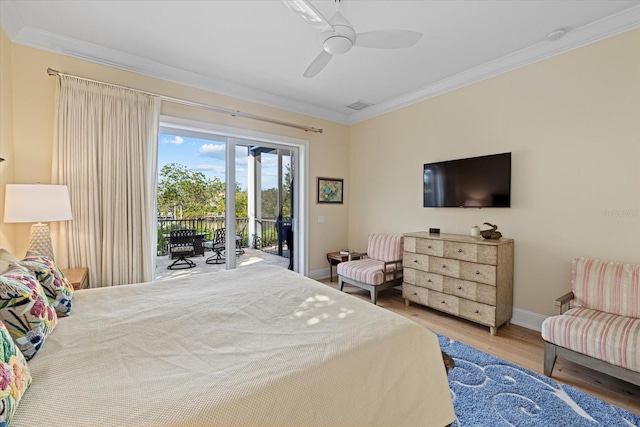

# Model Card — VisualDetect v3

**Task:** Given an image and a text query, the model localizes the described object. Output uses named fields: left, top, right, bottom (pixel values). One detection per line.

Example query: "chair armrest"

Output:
left=381, top=259, right=403, bottom=283
left=555, top=291, right=574, bottom=315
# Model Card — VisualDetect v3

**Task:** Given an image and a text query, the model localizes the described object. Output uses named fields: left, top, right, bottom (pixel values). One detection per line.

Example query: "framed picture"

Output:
left=317, top=177, right=344, bottom=204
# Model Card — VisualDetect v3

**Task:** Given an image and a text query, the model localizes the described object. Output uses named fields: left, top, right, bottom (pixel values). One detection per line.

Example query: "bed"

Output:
left=10, top=264, right=455, bottom=426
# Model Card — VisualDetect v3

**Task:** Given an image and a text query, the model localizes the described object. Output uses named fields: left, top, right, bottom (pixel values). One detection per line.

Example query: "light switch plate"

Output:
left=318, top=215, right=325, bottom=224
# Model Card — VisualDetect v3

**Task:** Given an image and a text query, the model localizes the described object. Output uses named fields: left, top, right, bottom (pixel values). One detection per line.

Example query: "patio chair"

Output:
left=337, top=233, right=404, bottom=304
left=235, top=223, right=247, bottom=255
left=204, top=228, right=226, bottom=264
left=167, top=229, right=197, bottom=270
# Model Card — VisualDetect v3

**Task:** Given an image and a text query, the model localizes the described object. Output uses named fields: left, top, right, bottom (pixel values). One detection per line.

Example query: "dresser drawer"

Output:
left=404, top=252, right=429, bottom=271
left=404, top=237, right=416, bottom=253
left=416, top=238, right=444, bottom=256
left=403, top=267, right=416, bottom=285
left=443, top=241, right=498, bottom=265
left=429, top=257, right=459, bottom=277
left=459, top=261, right=496, bottom=285
left=443, top=277, right=478, bottom=301
left=415, top=270, right=444, bottom=291
left=428, top=290, right=459, bottom=315
left=444, top=277, right=497, bottom=305
left=403, top=283, right=428, bottom=306
left=477, top=245, right=498, bottom=265
left=443, top=241, right=478, bottom=262
left=459, top=300, right=496, bottom=327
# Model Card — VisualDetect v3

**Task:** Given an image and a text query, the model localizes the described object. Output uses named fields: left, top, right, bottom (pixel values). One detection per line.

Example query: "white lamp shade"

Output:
left=4, top=184, right=73, bottom=223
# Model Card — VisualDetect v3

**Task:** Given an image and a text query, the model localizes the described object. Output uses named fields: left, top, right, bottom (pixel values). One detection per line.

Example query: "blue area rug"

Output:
left=437, top=334, right=640, bottom=426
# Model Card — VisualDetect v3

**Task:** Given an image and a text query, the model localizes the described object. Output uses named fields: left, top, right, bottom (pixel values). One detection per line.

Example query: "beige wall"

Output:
left=3, top=28, right=639, bottom=318
left=349, top=29, right=640, bottom=316
left=0, top=29, right=16, bottom=252
left=1, top=36, right=350, bottom=271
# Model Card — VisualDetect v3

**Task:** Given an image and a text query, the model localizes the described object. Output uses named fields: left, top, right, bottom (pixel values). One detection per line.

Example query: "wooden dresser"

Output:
left=403, top=232, right=514, bottom=335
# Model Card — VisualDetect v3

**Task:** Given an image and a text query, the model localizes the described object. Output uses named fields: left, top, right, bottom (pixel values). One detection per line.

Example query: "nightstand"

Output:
left=62, top=267, right=89, bottom=290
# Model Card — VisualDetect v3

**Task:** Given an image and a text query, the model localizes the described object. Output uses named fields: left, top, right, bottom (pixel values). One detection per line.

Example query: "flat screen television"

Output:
left=423, top=152, right=511, bottom=208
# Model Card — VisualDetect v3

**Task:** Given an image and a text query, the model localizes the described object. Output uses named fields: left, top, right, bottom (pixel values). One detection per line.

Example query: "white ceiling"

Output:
left=2, top=1, right=639, bottom=124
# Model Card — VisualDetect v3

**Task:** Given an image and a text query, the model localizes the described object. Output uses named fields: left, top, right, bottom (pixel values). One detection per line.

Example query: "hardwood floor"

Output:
left=318, top=279, right=640, bottom=415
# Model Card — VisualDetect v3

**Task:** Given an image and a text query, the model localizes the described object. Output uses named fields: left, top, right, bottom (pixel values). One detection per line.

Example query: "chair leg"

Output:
left=167, top=256, right=196, bottom=270
left=206, top=250, right=225, bottom=265
left=338, top=277, right=344, bottom=292
left=544, top=341, right=557, bottom=376
left=371, top=289, right=378, bottom=305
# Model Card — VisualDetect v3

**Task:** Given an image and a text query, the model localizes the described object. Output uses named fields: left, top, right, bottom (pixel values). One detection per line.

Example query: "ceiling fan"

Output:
left=282, top=0, right=422, bottom=78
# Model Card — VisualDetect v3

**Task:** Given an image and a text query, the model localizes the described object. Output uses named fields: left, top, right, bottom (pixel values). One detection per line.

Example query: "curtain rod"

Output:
left=46, top=68, right=323, bottom=134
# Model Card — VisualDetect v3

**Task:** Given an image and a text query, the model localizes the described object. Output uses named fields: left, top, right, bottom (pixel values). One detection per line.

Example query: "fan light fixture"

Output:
left=3, top=184, right=73, bottom=260
left=324, top=35, right=352, bottom=54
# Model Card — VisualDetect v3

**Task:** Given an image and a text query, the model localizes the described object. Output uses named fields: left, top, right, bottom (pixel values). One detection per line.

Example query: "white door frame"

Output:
left=159, top=116, right=309, bottom=276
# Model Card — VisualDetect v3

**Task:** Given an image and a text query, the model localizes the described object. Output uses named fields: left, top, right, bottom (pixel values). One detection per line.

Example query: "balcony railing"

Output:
left=157, top=217, right=290, bottom=259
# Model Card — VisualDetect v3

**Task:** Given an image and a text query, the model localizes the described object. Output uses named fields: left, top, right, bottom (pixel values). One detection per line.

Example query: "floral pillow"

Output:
left=20, top=251, right=74, bottom=316
left=0, top=264, right=57, bottom=360
left=0, top=319, right=31, bottom=425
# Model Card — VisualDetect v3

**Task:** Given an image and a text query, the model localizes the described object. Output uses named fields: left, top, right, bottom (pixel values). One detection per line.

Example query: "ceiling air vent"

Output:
left=346, top=100, right=373, bottom=111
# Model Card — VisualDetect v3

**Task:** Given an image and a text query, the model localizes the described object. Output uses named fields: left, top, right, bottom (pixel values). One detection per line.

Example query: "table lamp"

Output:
left=3, top=184, right=73, bottom=260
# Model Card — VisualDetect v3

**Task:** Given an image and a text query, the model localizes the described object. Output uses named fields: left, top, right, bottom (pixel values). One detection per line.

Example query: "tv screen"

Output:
left=423, top=152, right=511, bottom=208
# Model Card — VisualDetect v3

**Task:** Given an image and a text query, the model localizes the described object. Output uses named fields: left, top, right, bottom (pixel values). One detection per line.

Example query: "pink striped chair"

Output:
left=337, top=234, right=404, bottom=304
left=541, top=257, right=640, bottom=386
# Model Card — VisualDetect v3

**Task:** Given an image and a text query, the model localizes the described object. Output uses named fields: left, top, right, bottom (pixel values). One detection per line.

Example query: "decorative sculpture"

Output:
left=480, top=222, right=502, bottom=240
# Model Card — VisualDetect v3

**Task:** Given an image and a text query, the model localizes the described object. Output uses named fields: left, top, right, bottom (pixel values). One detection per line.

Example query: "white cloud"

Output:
left=191, top=164, right=225, bottom=174
left=167, top=136, right=184, bottom=145
left=199, top=143, right=226, bottom=159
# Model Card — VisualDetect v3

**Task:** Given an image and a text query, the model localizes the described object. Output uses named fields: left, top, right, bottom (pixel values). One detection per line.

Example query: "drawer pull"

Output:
left=475, top=271, right=480, bottom=275
left=458, top=249, right=463, bottom=253
left=474, top=309, right=479, bottom=314
left=427, top=245, right=432, bottom=249
left=427, top=279, right=432, bottom=283
left=413, top=292, right=418, bottom=296
left=442, top=265, right=447, bottom=269
left=457, top=286, right=462, bottom=290
left=413, top=259, right=418, bottom=263
left=441, top=300, right=446, bottom=304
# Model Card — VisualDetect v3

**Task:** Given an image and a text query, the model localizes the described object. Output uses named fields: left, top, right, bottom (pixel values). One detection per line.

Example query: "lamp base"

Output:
left=29, top=223, right=55, bottom=260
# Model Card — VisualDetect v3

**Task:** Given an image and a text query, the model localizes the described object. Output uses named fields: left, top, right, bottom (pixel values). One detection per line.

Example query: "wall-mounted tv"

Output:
left=423, top=152, right=511, bottom=208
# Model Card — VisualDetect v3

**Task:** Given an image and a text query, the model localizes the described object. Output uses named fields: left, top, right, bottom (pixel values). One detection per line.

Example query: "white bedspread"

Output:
left=11, top=265, right=454, bottom=426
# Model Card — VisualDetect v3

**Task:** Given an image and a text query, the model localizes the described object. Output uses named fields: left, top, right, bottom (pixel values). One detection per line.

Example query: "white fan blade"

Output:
left=303, top=50, right=333, bottom=78
left=282, top=0, right=333, bottom=32
left=355, top=30, right=422, bottom=49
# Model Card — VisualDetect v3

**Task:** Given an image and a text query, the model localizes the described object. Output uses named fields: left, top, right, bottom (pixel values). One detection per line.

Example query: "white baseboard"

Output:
left=511, top=308, right=547, bottom=332
left=308, top=267, right=330, bottom=281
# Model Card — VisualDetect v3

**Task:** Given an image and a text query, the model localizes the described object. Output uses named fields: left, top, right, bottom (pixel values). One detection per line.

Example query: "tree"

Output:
left=157, top=163, right=249, bottom=219
left=157, top=163, right=224, bottom=218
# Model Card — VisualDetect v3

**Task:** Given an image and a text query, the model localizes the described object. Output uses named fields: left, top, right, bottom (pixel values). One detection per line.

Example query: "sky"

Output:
left=158, top=133, right=284, bottom=190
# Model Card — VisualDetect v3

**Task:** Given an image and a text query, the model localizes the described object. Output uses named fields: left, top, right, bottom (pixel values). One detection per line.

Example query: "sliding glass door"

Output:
left=157, top=119, right=305, bottom=274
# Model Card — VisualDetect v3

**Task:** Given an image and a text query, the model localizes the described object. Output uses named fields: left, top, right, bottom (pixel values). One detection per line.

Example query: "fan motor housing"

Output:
left=322, top=25, right=355, bottom=54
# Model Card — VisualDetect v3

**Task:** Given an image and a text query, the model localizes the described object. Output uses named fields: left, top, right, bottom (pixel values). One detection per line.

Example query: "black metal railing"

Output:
left=157, top=217, right=291, bottom=260
left=255, top=217, right=291, bottom=258
left=157, top=217, right=248, bottom=256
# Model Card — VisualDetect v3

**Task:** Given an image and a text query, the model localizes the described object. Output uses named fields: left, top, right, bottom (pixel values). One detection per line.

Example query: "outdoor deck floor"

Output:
left=155, top=248, right=290, bottom=281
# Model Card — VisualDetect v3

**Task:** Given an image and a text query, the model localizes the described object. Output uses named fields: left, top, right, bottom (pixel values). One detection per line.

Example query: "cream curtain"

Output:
left=52, top=75, right=160, bottom=287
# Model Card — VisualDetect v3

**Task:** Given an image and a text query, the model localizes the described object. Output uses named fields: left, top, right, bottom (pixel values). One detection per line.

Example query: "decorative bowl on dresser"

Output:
left=402, top=232, right=514, bottom=335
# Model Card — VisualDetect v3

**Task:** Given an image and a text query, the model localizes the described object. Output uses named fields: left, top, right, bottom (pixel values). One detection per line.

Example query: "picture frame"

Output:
left=317, top=177, right=344, bottom=204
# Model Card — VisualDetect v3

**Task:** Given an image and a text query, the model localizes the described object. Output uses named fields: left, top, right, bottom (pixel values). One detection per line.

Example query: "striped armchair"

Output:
left=337, top=234, right=403, bottom=304
left=541, top=257, right=640, bottom=386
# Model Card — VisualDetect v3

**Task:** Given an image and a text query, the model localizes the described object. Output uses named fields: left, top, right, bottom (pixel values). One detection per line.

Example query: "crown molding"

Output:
left=0, top=0, right=24, bottom=39
left=2, top=24, right=348, bottom=125
left=348, top=5, right=640, bottom=124
left=2, top=3, right=638, bottom=126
